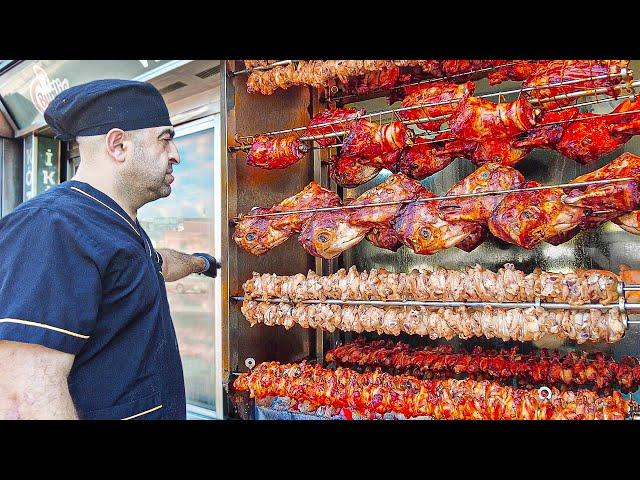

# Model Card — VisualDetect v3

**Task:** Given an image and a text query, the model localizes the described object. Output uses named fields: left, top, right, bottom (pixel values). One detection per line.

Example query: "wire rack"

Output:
left=229, top=77, right=639, bottom=153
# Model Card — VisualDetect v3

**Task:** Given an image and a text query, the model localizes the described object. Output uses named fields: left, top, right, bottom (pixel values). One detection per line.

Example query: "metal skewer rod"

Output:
left=328, top=66, right=632, bottom=103
left=229, top=80, right=639, bottom=152
left=414, top=107, right=640, bottom=146
left=231, top=60, right=299, bottom=76
left=233, top=177, right=634, bottom=220
left=230, top=295, right=640, bottom=311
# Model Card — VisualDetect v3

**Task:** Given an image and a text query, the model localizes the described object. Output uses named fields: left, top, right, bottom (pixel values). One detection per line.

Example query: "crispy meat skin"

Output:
left=522, top=60, right=630, bottom=109
left=396, top=135, right=472, bottom=180
left=327, top=338, right=640, bottom=394
left=233, top=181, right=341, bottom=256
left=449, top=97, right=538, bottom=142
left=488, top=181, right=586, bottom=249
left=235, top=361, right=630, bottom=419
left=341, top=119, right=409, bottom=159
left=439, top=163, right=526, bottom=224
left=395, top=191, right=479, bottom=255
left=328, top=154, right=381, bottom=188
left=246, top=135, right=308, bottom=169
left=305, top=108, right=365, bottom=148
left=398, top=82, right=475, bottom=132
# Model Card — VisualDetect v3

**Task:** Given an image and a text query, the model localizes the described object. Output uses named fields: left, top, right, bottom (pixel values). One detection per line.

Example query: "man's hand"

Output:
left=192, top=253, right=221, bottom=278
left=0, top=340, right=78, bottom=419
left=157, top=249, right=221, bottom=282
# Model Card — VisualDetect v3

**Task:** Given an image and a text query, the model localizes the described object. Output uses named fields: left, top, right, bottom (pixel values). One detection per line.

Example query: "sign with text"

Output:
left=0, top=60, right=176, bottom=130
left=23, top=134, right=60, bottom=201
left=36, top=136, right=60, bottom=194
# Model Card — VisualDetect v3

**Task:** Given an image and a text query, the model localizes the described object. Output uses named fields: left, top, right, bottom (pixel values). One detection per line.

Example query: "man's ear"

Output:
left=105, top=129, right=127, bottom=164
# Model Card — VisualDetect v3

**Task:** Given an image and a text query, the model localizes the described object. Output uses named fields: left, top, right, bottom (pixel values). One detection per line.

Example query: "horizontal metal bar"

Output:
left=233, top=177, right=635, bottom=220
left=623, top=287, right=640, bottom=291
left=231, top=60, right=298, bottom=76
left=231, top=295, right=640, bottom=311
left=229, top=79, right=639, bottom=152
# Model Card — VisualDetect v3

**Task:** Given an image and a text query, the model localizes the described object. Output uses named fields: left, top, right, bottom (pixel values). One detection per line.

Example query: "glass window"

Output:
left=139, top=117, right=217, bottom=414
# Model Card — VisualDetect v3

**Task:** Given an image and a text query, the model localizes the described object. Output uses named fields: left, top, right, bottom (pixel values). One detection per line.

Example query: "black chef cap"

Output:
left=44, top=79, right=172, bottom=141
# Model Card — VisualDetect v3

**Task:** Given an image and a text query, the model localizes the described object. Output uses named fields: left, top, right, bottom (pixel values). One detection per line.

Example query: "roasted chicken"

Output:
left=235, top=361, right=630, bottom=420
left=488, top=181, right=586, bottom=249
left=522, top=60, right=630, bottom=109
left=328, top=154, right=381, bottom=188
left=242, top=295, right=627, bottom=343
left=449, top=96, right=539, bottom=142
left=341, top=119, right=410, bottom=159
left=563, top=152, right=640, bottom=213
left=233, top=181, right=341, bottom=255
left=305, top=107, right=365, bottom=148
left=439, top=163, right=526, bottom=224
left=397, top=82, right=475, bottom=132
left=246, top=135, right=309, bottom=169
left=327, top=338, right=640, bottom=394
left=395, top=135, right=472, bottom=180
left=394, top=191, right=480, bottom=255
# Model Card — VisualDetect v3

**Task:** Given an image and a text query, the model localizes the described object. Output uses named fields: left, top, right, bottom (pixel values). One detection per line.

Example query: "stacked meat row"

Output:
left=244, top=84, right=640, bottom=180
left=326, top=338, right=640, bottom=393
left=243, top=60, right=626, bottom=100
left=233, top=361, right=630, bottom=419
left=234, top=153, right=640, bottom=257
left=241, top=297, right=626, bottom=343
left=243, top=264, right=620, bottom=305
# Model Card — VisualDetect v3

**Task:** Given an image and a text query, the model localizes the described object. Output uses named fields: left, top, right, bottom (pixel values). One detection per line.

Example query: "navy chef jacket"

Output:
left=0, top=180, right=186, bottom=420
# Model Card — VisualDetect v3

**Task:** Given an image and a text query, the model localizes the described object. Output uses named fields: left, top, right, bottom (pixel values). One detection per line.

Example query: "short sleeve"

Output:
left=0, top=207, right=102, bottom=354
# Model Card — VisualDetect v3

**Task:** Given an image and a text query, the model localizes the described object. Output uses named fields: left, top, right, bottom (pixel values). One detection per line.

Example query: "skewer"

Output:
left=230, top=295, right=640, bottom=312
left=232, top=177, right=635, bottom=221
left=326, top=65, right=632, bottom=104
left=231, top=60, right=299, bottom=76
left=229, top=79, right=640, bottom=152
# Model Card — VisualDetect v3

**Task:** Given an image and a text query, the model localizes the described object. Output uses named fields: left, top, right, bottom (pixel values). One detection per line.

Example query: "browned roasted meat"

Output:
left=449, top=97, right=539, bottom=142
left=555, top=112, right=632, bottom=164
left=348, top=174, right=428, bottom=229
left=328, top=154, right=381, bottom=188
left=563, top=152, right=640, bottom=213
left=305, top=108, right=365, bottom=148
left=366, top=228, right=404, bottom=251
left=246, top=135, right=309, bottom=169
left=341, top=119, right=410, bottom=159
left=486, top=60, right=548, bottom=85
left=397, top=82, right=475, bottom=132
left=488, top=181, right=586, bottom=249
left=513, top=107, right=580, bottom=150
left=235, top=360, right=631, bottom=419
left=614, top=211, right=640, bottom=235
left=395, top=191, right=480, bottom=255
left=395, top=135, right=474, bottom=180
left=327, top=338, right=640, bottom=394
left=233, top=181, right=341, bottom=255
left=468, top=138, right=533, bottom=166
left=439, top=163, right=526, bottom=224
left=522, top=60, right=630, bottom=109
left=297, top=208, right=369, bottom=259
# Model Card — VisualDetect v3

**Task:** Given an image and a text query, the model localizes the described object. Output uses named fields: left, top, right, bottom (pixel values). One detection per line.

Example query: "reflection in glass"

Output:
left=139, top=127, right=215, bottom=412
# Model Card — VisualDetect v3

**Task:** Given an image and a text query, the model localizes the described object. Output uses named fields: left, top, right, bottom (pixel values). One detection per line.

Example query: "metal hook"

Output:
left=538, top=386, right=553, bottom=402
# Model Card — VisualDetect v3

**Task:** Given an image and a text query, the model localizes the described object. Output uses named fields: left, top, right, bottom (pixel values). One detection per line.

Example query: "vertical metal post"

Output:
left=215, top=60, right=231, bottom=419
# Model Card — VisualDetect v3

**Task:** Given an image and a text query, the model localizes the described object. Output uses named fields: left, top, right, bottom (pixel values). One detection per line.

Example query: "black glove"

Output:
left=193, top=253, right=221, bottom=278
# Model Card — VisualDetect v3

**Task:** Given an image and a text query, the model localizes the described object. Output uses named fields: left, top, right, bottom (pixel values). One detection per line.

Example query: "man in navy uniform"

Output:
left=0, top=79, right=220, bottom=419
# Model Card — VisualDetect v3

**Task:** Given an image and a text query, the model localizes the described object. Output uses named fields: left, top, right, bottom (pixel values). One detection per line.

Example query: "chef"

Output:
left=0, top=79, right=220, bottom=419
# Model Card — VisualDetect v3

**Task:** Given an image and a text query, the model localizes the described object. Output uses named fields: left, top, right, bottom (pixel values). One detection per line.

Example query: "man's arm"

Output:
left=0, top=340, right=78, bottom=419
left=157, top=248, right=208, bottom=282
